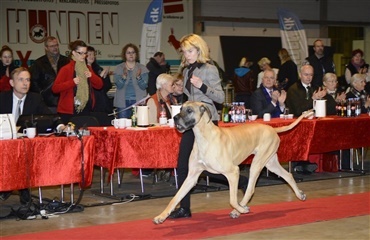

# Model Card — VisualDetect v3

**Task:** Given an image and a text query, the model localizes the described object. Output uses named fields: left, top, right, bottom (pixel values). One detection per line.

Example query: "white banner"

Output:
left=140, top=0, right=163, bottom=65
left=277, top=9, right=308, bottom=67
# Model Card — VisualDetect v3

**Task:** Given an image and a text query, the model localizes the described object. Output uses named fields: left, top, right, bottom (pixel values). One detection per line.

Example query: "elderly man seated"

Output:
left=251, top=69, right=286, bottom=118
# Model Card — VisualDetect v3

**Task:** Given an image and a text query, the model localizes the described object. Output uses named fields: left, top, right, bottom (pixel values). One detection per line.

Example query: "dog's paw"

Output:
left=242, top=205, right=250, bottom=213
left=153, top=216, right=165, bottom=224
left=229, top=210, right=240, bottom=219
left=299, top=191, right=307, bottom=201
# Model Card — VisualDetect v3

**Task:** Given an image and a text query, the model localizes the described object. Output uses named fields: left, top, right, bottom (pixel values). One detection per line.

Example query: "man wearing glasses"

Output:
left=29, top=36, right=69, bottom=113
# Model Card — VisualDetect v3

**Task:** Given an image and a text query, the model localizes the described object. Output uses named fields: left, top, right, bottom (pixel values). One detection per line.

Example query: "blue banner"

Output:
left=140, top=0, right=163, bottom=64
left=277, top=9, right=308, bottom=66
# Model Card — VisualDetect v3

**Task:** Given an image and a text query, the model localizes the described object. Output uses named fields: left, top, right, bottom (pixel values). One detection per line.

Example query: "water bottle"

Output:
left=346, top=99, right=352, bottom=117
left=131, top=106, right=137, bottom=127
left=223, top=103, right=230, bottom=123
left=160, top=103, right=167, bottom=118
left=355, top=98, right=361, bottom=116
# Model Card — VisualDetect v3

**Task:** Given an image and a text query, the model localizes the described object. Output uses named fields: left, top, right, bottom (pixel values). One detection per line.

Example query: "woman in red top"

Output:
left=0, top=45, right=18, bottom=92
left=52, top=40, right=103, bottom=123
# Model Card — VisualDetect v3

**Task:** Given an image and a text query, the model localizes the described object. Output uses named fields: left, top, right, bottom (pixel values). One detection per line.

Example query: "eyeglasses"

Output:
left=126, top=51, right=136, bottom=55
left=174, top=83, right=183, bottom=87
left=326, top=80, right=338, bottom=84
left=75, top=51, right=88, bottom=55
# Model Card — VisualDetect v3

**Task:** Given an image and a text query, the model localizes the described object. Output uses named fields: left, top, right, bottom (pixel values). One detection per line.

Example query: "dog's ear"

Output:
left=200, top=104, right=212, bottom=122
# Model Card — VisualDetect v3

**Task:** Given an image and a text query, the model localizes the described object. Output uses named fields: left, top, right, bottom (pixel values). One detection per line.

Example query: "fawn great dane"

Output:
left=153, top=101, right=312, bottom=224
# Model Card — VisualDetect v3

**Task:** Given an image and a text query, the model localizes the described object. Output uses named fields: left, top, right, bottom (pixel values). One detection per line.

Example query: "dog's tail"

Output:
left=274, top=110, right=314, bottom=133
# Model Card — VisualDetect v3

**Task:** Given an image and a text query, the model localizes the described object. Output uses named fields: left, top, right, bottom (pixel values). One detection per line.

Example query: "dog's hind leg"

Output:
left=265, top=154, right=306, bottom=201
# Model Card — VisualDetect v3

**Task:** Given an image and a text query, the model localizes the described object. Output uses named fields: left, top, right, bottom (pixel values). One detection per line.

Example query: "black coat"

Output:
left=277, top=60, right=298, bottom=91
left=146, top=58, right=170, bottom=95
left=29, top=54, right=70, bottom=107
left=305, top=54, right=335, bottom=89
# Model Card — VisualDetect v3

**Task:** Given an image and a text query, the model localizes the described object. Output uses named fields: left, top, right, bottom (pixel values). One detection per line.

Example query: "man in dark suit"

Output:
left=251, top=69, right=286, bottom=118
left=286, top=65, right=327, bottom=174
left=286, top=65, right=327, bottom=117
left=29, top=36, right=69, bottom=113
left=0, top=67, right=52, bottom=205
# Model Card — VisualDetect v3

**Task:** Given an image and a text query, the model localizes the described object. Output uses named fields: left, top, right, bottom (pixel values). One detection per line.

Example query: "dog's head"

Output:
left=173, top=101, right=212, bottom=133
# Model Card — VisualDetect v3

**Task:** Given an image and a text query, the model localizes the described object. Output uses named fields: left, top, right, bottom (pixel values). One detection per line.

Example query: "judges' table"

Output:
left=308, top=115, right=370, bottom=153
left=90, top=117, right=315, bottom=176
left=0, top=136, right=95, bottom=191
left=90, top=114, right=370, bottom=177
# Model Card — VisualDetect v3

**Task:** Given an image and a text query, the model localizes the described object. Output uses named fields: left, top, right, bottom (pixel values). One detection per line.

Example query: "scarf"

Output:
left=185, top=62, right=203, bottom=93
left=350, top=87, right=368, bottom=107
left=72, top=55, right=89, bottom=113
left=46, top=52, right=60, bottom=74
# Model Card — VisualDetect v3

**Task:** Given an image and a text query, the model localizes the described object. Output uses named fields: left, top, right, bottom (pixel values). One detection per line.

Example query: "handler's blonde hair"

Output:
left=179, top=34, right=210, bottom=67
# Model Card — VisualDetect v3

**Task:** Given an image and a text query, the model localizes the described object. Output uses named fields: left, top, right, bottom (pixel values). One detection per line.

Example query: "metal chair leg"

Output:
left=38, top=187, right=43, bottom=204
left=350, top=148, right=354, bottom=171
left=110, top=174, right=114, bottom=196
left=117, top=169, right=121, bottom=187
left=139, top=169, right=145, bottom=193
left=70, top=183, right=74, bottom=204
left=60, top=185, right=64, bottom=202
left=361, top=147, right=364, bottom=171
left=174, top=168, right=178, bottom=189
left=100, top=167, right=104, bottom=194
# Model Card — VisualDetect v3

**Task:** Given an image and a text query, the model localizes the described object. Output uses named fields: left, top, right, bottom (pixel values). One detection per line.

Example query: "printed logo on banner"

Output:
left=29, top=24, right=47, bottom=43
left=28, top=10, right=48, bottom=43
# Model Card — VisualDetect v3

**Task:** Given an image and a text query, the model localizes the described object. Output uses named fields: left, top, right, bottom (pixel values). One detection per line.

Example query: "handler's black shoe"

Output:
left=168, top=207, right=192, bottom=219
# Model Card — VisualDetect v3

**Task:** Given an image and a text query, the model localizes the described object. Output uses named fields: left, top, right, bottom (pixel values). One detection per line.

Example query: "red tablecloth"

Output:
left=90, top=114, right=370, bottom=177
left=308, top=115, right=370, bottom=153
left=0, top=136, right=95, bottom=191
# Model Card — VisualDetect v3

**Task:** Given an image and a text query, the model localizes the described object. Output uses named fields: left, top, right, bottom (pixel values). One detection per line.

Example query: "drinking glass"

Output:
left=284, top=108, right=289, bottom=120
left=247, top=109, right=253, bottom=122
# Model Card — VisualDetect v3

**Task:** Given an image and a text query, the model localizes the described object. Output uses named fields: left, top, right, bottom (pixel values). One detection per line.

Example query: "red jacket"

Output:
left=0, top=75, right=11, bottom=92
left=52, top=61, right=103, bottom=114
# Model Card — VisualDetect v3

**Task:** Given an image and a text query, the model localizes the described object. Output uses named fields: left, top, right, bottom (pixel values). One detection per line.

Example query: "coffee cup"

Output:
left=167, top=118, right=174, bottom=128
left=23, top=127, right=36, bottom=138
left=125, top=118, right=132, bottom=127
left=111, top=119, right=119, bottom=128
left=111, top=118, right=126, bottom=129
left=159, top=117, right=167, bottom=125
left=263, top=113, right=271, bottom=121
left=117, top=118, right=126, bottom=129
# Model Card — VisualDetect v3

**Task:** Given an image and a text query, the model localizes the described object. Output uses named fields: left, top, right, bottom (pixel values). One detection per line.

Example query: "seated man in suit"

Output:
left=0, top=67, right=63, bottom=205
left=286, top=64, right=327, bottom=174
left=251, top=69, right=286, bottom=118
left=286, top=64, right=327, bottom=117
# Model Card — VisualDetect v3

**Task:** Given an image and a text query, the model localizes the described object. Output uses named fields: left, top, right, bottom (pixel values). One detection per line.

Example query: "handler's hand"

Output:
left=190, top=74, right=203, bottom=88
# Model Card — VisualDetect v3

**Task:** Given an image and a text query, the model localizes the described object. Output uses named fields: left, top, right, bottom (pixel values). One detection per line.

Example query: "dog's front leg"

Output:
left=224, top=171, right=250, bottom=219
left=153, top=168, right=202, bottom=224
